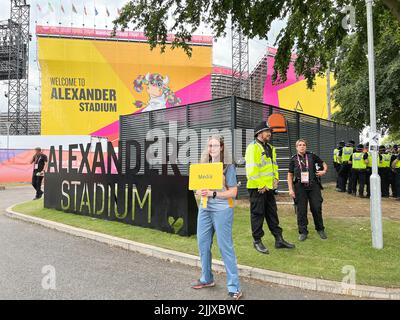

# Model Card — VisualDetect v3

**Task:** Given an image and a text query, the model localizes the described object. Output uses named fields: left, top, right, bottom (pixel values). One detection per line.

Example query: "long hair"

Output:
left=200, top=135, right=232, bottom=167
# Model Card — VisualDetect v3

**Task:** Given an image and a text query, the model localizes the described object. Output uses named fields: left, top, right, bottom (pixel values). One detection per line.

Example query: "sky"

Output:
left=0, top=0, right=285, bottom=113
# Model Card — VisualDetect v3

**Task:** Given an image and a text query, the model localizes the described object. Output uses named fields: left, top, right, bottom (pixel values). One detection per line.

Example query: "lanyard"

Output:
left=35, top=155, right=42, bottom=165
left=297, top=154, right=309, bottom=171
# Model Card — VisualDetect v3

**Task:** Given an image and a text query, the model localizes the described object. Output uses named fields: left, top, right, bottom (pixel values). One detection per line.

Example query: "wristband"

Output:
left=212, top=191, right=217, bottom=199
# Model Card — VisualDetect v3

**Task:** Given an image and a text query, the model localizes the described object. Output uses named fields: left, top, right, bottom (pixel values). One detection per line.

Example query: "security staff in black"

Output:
left=245, top=121, right=295, bottom=254
left=288, top=139, right=328, bottom=241
left=30, top=147, right=48, bottom=200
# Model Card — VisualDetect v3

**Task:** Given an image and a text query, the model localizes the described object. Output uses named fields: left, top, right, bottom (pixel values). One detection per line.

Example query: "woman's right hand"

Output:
left=289, top=190, right=296, bottom=199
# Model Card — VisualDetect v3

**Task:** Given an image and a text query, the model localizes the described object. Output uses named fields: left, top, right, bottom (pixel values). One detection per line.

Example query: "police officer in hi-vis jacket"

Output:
left=245, top=121, right=295, bottom=254
left=338, top=140, right=355, bottom=193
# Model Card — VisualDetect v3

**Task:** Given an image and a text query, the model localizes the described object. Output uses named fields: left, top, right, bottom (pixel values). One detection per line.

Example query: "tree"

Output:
left=333, top=9, right=400, bottom=134
left=113, top=0, right=400, bottom=88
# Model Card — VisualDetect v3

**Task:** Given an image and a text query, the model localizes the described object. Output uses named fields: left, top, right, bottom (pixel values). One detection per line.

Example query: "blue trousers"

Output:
left=197, top=207, right=240, bottom=293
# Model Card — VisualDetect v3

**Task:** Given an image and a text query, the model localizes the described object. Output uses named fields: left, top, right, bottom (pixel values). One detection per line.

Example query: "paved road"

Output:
left=0, top=186, right=353, bottom=300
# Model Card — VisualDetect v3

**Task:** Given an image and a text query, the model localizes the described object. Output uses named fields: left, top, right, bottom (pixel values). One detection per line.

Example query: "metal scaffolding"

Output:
left=0, top=0, right=30, bottom=135
left=211, top=66, right=235, bottom=99
left=231, top=26, right=249, bottom=99
left=249, top=54, right=268, bottom=103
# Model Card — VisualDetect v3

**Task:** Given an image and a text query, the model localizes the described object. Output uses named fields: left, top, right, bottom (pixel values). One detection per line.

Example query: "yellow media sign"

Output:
left=189, top=163, right=223, bottom=191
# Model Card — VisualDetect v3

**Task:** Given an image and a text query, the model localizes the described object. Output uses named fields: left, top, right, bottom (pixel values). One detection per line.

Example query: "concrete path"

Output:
left=0, top=186, right=353, bottom=300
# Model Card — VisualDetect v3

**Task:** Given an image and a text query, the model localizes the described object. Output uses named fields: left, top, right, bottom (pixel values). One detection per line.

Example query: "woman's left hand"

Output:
left=200, top=189, right=213, bottom=197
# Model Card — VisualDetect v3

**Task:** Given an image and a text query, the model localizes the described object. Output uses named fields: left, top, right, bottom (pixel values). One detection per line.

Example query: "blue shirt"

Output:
left=200, top=164, right=237, bottom=211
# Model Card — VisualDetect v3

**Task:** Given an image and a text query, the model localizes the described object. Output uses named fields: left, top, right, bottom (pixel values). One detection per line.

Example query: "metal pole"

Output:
left=326, top=63, right=331, bottom=121
left=5, top=121, right=12, bottom=150
left=366, top=0, right=383, bottom=249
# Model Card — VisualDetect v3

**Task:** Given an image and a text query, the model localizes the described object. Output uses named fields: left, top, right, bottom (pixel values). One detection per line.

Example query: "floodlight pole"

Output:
left=366, top=0, right=383, bottom=249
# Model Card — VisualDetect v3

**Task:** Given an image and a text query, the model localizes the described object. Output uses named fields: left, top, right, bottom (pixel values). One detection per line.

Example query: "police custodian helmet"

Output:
left=254, top=121, right=272, bottom=137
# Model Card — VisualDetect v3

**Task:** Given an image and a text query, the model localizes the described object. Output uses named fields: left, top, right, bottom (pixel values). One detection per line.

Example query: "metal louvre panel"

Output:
left=120, top=112, right=149, bottom=175
left=187, top=98, right=233, bottom=170
left=336, top=124, right=348, bottom=144
left=299, top=114, right=319, bottom=155
left=319, top=119, right=336, bottom=182
left=119, top=96, right=360, bottom=198
left=236, top=98, right=266, bottom=128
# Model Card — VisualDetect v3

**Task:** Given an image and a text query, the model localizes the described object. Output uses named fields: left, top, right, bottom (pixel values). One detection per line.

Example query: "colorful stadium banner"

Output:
left=37, top=26, right=213, bottom=143
left=264, top=47, right=338, bottom=119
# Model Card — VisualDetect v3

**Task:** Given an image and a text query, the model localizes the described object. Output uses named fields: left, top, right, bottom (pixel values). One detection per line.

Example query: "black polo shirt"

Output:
left=288, top=152, right=324, bottom=181
left=33, top=153, right=48, bottom=172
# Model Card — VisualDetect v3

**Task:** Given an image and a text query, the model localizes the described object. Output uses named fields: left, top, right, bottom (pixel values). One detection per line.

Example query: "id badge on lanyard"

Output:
left=34, top=156, right=41, bottom=170
left=301, top=171, right=309, bottom=184
left=297, top=154, right=310, bottom=184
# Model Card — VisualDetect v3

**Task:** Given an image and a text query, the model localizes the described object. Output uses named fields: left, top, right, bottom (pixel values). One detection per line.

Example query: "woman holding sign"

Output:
left=191, top=135, right=242, bottom=300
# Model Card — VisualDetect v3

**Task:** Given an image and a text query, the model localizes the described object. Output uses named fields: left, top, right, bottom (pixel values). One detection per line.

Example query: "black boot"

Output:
left=253, top=240, right=269, bottom=254
left=275, top=235, right=295, bottom=249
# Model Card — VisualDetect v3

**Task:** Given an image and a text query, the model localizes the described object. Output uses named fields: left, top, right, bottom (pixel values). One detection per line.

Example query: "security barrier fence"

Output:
left=120, top=96, right=359, bottom=198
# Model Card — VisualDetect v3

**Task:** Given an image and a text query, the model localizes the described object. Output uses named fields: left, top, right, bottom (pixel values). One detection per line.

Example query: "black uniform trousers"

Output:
left=395, top=168, right=400, bottom=199
left=351, top=169, right=366, bottom=196
left=366, top=168, right=372, bottom=197
left=248, top=189, right=282, bottom=241
left=388, top=170, right=397, bottom=197
left=294, top=182, right=324, bottom=234
left=334, top=163, right=341, bottom=188
left=32, top=171, right=44, bottom=198
left=339, top=163, right=352, bottom=193
left=378, top=168, right=390, bottom=197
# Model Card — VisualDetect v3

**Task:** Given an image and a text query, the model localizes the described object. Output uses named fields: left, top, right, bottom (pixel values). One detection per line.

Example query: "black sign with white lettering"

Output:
left=44, top=141, right=198, bottom=236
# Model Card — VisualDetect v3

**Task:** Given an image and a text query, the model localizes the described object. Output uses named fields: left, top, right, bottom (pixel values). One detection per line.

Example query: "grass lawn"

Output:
left=13, top=199, right=400, bottom=288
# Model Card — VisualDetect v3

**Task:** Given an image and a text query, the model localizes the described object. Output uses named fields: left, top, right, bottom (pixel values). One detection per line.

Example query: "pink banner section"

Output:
left=91, top=74, right=212, bottom=145
left=263, top=47, right=304, bottom=106
left=36, top=25, right=213, bottom=45
left=0, top=149, right=118, bottom=183
left=0, top=149, right=48, bottom=183
left=175, top=74, right=211, bottom=106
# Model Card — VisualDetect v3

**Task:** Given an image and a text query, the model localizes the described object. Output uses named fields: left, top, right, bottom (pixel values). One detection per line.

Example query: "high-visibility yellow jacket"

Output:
left=379, top=153, right=391, bottom=168
left=342, top=147, right=353, bottom=162
left=333, top=148, right=340, bottom=164
left=245, top=140, right=279, bottom=189
left=395, top=158, right=400, bottom=169
left=367, top=152, right=372, bottom=168
left=352, top=152, right=367, bottom=169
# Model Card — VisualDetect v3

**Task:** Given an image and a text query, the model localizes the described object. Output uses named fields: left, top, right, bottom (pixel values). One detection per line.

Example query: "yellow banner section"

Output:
left=38, top=37, right=212, bottom=135
left=278, top=75, right=339, bottom=119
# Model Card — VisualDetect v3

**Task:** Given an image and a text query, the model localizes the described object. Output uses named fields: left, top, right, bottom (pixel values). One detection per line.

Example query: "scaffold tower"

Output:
left=0, top=0, right=30, bottom=135
left=231, top=26, right=249, bottom=99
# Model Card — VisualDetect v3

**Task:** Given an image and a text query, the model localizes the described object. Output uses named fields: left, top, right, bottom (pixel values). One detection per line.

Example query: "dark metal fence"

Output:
left=120, top=96, right=359, bottom=197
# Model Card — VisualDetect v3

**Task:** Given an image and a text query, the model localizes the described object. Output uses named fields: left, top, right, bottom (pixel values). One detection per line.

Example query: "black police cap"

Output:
left=254, top=121, right=271, bottom=137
